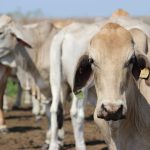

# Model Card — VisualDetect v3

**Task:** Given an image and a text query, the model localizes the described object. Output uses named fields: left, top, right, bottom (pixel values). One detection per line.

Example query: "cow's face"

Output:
left=74, top=23, right=150, bottom=121
left=0, top=15, right=32, bottom=58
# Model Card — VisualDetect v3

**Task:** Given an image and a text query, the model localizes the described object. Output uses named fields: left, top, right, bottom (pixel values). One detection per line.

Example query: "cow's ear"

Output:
left=131, top=53, right=150, bottom=86
left=10, top=22, right=32, bottom=48
left=130, top=28, right=150, bottom=85
left=73, top=55, right=93, bottom=92
left=130, top=28, right=149, bottom=54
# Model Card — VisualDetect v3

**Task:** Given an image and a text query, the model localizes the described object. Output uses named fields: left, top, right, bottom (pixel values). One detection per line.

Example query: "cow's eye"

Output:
left=0, top=32, right=3, bottom=35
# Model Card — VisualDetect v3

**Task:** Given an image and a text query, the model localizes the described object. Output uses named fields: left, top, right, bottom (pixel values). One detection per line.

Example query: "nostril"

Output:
left=101, top=103, right=124, bottom=113
left=118, top=104, right=123, bottom=113
left=98, top=103, right=125, bottom=121
left=97, top=113, right=102, bottom=118
left=101, top=104, right=107, bottom=112
left=101, top=104, right=105, bottom=109
left=120, top=104, right=123, bottom=110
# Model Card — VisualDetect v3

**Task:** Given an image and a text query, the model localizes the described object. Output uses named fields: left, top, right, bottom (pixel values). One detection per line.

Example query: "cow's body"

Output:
left=0, top=16, right=57, bottom=137
left=49, top=22, right=102, bottom=150
left=73, top=21, right=150, bottom=150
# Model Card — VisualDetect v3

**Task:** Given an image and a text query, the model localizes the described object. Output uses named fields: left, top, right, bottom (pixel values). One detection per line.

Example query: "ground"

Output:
left=0, top=100, right=107, bottom=150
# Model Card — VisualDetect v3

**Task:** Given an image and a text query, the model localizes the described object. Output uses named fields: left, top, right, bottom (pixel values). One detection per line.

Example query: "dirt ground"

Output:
left=0, top=100, right=107, bottom=150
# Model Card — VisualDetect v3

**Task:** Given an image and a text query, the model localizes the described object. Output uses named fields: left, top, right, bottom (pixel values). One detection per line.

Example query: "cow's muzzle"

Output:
left=97, top=103, right=126, bottom=121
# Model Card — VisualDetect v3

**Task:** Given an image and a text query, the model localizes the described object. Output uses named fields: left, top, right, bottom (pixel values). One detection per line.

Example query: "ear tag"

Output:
left=139, top=68, right=150, bottom=79
left=75, top=90, right=84, bottom=100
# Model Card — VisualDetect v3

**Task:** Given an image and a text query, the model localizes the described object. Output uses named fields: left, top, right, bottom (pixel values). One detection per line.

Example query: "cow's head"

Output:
left=74, top=23, right=150, bottom=121
left=0, top=15, right=32, bottom=58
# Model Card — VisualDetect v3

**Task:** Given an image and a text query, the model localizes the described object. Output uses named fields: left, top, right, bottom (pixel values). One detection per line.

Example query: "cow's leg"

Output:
left=23, top=90, right=31, bottom=105
left=49, top=83, right=61, bottom=150
left=0, top=64, right=11, bottom=133
left=49, top=96, right=60, bottom=150
left=44, top=100, right=64, bottom=150
left=0, top=110, right=7, bottom=133
left=13, top=81, right=22, bottom=109
left=56, top=83, right=70, bottom=144
left=45, top=102, right=51, bottom=143
left=31, top=86, right=41, bottom=121
left=42, top=102, right=51, bottom=150
left=40, top=101, right=46, bottom=116
left=32, top=95, right=41, bottom=120
left=70, top=92, right=86, bottom=150
left=40, top=94, right=48, bottom=116
left=45, top=83, right=68, bottom=149
left=3, top=95, right=9, bottom=111
left=49, top=38, right=63, bottom=150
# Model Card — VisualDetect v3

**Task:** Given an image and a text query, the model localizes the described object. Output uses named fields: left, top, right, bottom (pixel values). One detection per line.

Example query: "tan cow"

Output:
left=52, top=19, right=74, bottom=29
left=74, top=23, right=150, bottom=150
left=111, top=9, right=129, bottom=18
left=109, top=9, right=150, bottom=105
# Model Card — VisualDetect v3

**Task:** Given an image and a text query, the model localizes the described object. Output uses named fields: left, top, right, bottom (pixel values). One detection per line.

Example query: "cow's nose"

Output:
left=102, top=103, right=123, bottom=113
left=97, top=103, right=125, bottom=121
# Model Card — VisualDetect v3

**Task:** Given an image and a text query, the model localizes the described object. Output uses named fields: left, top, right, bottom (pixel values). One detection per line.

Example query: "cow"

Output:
left=73, top=22, right=150, bottom=150
left=0, top=14, right=56, bottom=121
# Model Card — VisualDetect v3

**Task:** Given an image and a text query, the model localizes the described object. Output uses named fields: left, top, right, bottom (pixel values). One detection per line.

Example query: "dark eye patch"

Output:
left=131, top=55, right=147, bottom=80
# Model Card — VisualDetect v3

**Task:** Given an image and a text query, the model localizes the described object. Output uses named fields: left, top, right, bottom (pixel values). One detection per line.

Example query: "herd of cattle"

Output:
left=0, top=9, right=150, bottom=150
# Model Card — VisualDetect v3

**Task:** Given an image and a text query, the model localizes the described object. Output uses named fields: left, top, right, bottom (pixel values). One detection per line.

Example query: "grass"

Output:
left=6, top=78, right=18, bottom=97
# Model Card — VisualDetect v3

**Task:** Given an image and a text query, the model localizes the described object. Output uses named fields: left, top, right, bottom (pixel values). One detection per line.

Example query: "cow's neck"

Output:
left=123, top=77, right=150, bottom=133
left=108, top=78, right=150, bottom=149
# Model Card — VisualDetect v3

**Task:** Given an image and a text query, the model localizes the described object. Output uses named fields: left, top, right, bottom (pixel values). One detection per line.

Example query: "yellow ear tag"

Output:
left=139, top=68, right=150, bottom=79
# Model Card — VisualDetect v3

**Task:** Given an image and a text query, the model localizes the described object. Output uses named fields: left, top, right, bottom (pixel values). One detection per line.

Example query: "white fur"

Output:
left=49, top=22, right=102, bottom=150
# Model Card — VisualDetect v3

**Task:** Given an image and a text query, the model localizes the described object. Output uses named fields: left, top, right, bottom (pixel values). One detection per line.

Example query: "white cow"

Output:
left=48, top=21, right=108, bottom=150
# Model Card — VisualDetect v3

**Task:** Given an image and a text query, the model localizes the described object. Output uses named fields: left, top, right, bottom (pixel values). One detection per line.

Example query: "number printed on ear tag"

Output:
left=140, top=68, right=150, bottom=79
left=75, top=90, right=84, bottom=100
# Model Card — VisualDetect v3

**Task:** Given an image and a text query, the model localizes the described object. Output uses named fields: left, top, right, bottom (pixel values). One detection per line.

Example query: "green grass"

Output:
left=6, top=78, right=18, bottom=97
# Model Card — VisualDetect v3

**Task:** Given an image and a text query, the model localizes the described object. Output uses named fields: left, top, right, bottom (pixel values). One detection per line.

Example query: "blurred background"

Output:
left=0, top=0, right=150, bottom=22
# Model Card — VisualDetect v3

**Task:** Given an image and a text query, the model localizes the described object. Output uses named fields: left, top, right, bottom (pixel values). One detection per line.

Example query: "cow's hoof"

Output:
left=76, top=145, right=86, bottom=150
left=35, top=115, right=42, bottom=122
left=0, top=125, right=9, bottom=134
left=58, top=139, right=64, bottom=149
left=41, top=143, right=49, bottom=150
left=49, top=142, right=63, bottom=150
